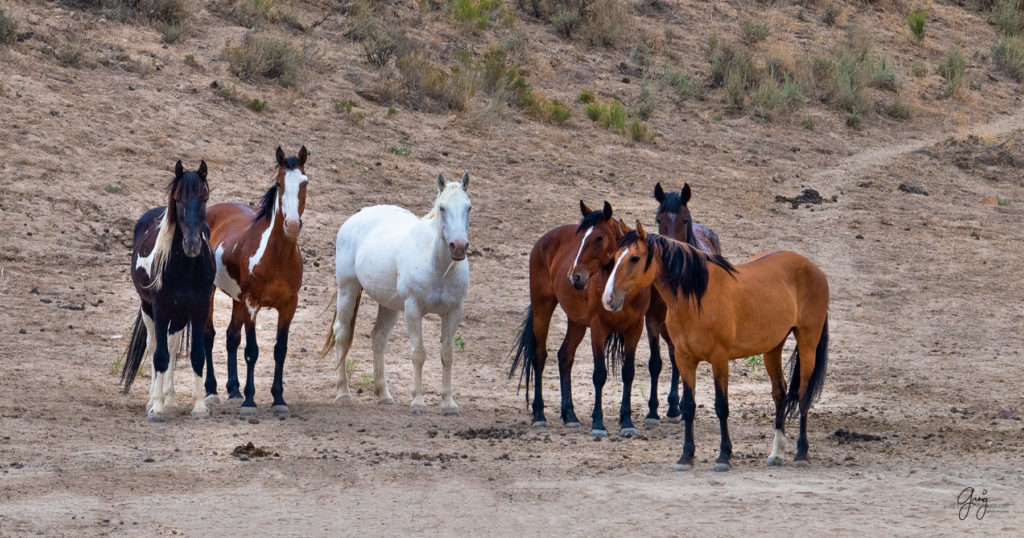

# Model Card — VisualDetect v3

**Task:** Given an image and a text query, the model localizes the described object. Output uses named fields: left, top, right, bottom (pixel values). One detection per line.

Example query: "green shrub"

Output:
left=845, top=112, right=861, bottom=128
left=869, top=57, right=900, bottom=91
left=801, top=116, right=815, bottom=130
left=159, top=22, right=185, bottom=43
left=578, top=90, right=595, bottom=103
left=635, top=81, right=655, bottom=120
left=550, top=9, right=581, bottom=37
left=387, top=145, right=411, bottom=157
left=660, top=69, right=696, bottom=99
left=993, top=36, right=1024, bottom=81
left=628, top=118, right=654, bottom=143
left=937, top=47, right=966, bottom=98
left=740, top=20, right=769, bottom=45
left=451, top=0, right=504, bottom=30
left=58, top=39, right=85, bottom=68
left=585, top=102, right=602, bottom=120
left=184, top=53, right=198, bottom=67
left=753, top=78, right=784, bottom=118
left=910, top=60, right=928, bottom=77
left=548, top=101, right=571, bottom=124
left=712, top=112, right=723, bottom=121
left=247, top=97, right=267, bottom=112
left=885, top=95, right=912, bottom=120
left=580, top=0, right=630, bottom=48
left=0, top=9, right=18, bottom=49
left=225, top=32, right=305, bottom=87
left=823, top=3, right=842, bottom=27
left=724, top=66, right=747, bottom=108
left=990, top=0, right=1024, bottom=38
left=602, top=100, right=626, bottom=130
left=907, top=9, right=928, bottom=42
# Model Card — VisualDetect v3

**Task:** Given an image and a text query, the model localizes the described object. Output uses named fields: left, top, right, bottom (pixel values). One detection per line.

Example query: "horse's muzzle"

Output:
left=602, top=293, right=623, bottom=313
left=284, top=219, right=301, bottom=238
left=183, top=237, right=203, bottom=258
left=569, top=271, right=589, bottom=290
left=449, top=240, right=468, bottom=261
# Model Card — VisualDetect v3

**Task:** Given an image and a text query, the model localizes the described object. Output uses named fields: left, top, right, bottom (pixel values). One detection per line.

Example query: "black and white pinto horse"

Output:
left=121, top=160, right=216, bottom=422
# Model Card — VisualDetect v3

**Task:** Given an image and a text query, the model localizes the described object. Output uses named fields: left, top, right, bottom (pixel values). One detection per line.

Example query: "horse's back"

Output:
left=737, top=251, right=829, bottom=314
left=335, top=205, right=421, bottom=307
left=207, top=202, right=257, bottom=238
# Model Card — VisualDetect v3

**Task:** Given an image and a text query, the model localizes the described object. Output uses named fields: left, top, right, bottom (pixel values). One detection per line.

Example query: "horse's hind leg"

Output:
left=664, top=329, right=681, bottom=422
left=439, top=306, right=463, bottom=416
left=557, top=321, right=586, bottom=427
left=404, top=299, right=428, bottom=415
left=618, top=323, right=644, bottom=437
left=269, top=302, right=295, bottom=417
left=202, top=292, right=219, bottom=404
left=371, top=305, right=398, bottom=406
left=529, top=297, right=557, bottom=427
left=162, top=323, right=186, bottom=412
left=224, top=300, right=247, bottom=401
left=711, top=355, right=732, bottom=472
left=140, top=305, right=161, bottom=418
left=589, top=325, right=610, bottom=438
left=240, top=307, right=260, bottom=417
left=793, top=326, right=824, bottom=467
left=764, top=340, right=788, bottom=467
left=331, top=279, right=363, bottom=403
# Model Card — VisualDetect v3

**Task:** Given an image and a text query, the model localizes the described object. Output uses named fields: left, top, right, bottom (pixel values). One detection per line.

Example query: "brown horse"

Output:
left=644, top=182, right=723, bottom=425
left=603, top=221, right=829, bottom=471
left=204, top=146, right=308, bottom=417
left=510, top=201, right=651, bottom=437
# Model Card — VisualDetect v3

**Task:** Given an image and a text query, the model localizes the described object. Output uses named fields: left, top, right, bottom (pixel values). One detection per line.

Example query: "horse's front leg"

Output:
left=589, top=325, right=609, bottom=438
left=675, top=353, right=698, bottom=471
left=439, top=306, right=463, bottom=416
left=202, top=292, right=220, bottom=404
left=618, top=322, right=644, bottom=437
left=664, top=329, right=681, bottom=422
left=189, top=310, right=211, bottom=419
left=269, top=302, right=296, bottom=417
left=161, top=322, right=186, bottom=412
left=240, top=305, right=260, bottom=417
left=404, top=299, right=428, bottom=415
left=147, top=307, right=171, bottom=422
left=557, top=321, right=587, bottom=428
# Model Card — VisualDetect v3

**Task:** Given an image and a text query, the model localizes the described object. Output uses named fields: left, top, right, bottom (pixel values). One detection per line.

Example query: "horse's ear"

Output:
left=579, top=200, right=591, bottom=217
left=298, top=146, right=308, bottom=167
left=461, top=171, right=469, bottom=191
left=198, top=160, right=208, bottom=181
left=636, top=219, right=646, bottom=241
left=276, top=146, right=286, bottom=167
left=437, top=172, right=446, bottom=192
left=602, top=201, right=613, bottom=220
left=681, top=183, right=691, bottom=205
left=174, top=160, right=184, bottom=179
left=654, top=182, right=665, bottom=203
left=617, top=218, right=629, bottom=233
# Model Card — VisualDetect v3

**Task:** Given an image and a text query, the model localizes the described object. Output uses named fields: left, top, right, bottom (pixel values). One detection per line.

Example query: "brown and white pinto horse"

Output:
left=510, top=201, right=651, bottom=437
left=603, top=222, right=829, bottom=471
left=644, top=182, right=722, bottom=425
left=204, top=146, right=308, bottom=417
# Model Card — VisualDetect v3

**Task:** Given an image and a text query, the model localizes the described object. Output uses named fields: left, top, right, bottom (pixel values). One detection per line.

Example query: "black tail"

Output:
left=121, top=310, right=147, bottom=394
left=784, top=317, right=829, bottom=418
left=604, top=332, right=625, bottom=379
left=508, top=306, right=537, bottom=405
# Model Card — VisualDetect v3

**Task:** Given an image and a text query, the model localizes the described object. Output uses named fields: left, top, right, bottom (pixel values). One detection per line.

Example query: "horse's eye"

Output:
left=630, top=256, right=640, bottom=263
left=595, top=236, right=604, bottom=242
left=440, top=207, right=446, bottom=213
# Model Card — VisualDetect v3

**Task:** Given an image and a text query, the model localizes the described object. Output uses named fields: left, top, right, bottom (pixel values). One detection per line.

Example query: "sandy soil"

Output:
left=2, top=1, right=1024, bottom=535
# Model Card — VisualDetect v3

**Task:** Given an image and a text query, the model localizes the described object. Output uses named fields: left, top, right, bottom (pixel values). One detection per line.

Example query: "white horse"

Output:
left=323, top=171, right=471, bottom=415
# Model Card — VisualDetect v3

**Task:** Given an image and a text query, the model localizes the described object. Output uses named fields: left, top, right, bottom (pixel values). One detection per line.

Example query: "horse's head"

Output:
left=435, top=171, right=471, bottom=261
left=568, top=200, right=622, bottom=290
left=170, top=160, right=210, bottom=258
left=603, top=220, right=657, bottom=312
left=654, top=182, right=693, bottom=245
left=275, top=145, right=308, bottom=238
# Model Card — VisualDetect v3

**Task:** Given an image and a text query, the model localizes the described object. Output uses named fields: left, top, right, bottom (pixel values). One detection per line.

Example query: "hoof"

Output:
left=227, top=392, right=243, bottom=402
left=378, top=396, right=396, bottom=406
left=334, top=393, right=355, bottom=405
left=619, top=427, right=638, bottom=438
left=409, top=405, right=428, bottom=416
left=674, top=463, right=693, bottom=472
left=191, top=409, right=211, bottom=420
left=531, top=420, right=548, bottom=428
left=713, top=462, right=731, bottom=472
left=590, top=428, right=608, bottom=438
left=766, top=457, right=784, bottom=467
left=205, top=394, right=221, bottom=405
left=644, top=417, right=660, bottom=428
left=270, top=405, right=290, bottom=417
left=239, top=406, right=258, bottom=417
left=793, top=459, right=810, bottom=468
left=442, top=407, right=461, bottom=417
left=564, top=421, right=581, bottom=429
left=147, top=412, right=165, bottom=423
left=663, top=414, right=681, bottom=424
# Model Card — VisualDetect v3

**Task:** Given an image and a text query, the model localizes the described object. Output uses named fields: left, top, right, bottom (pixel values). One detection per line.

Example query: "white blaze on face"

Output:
left=249, top=195, right=277, bottom=274
left=571, top=226, right=594, bottom=275
left=215, top=244, right=242, bottom=301
left=602, top=250, right=630, bottom=309
left=282, top=168, right=308, bottom=227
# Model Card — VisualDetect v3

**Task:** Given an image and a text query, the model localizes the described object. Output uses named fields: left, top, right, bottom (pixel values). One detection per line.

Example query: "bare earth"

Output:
left=2, top=1, right=1024, bottom=535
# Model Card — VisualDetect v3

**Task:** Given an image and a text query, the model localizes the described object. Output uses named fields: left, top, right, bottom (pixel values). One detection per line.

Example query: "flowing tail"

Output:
left=785, top=316, right=829, bottom=418
left=120, top=310, right=147, bottom=393
left=604, top=332, right=625, bottom=379
left=508, top=306, right=537, bottom=405
left=320, top=288, right=360, bottom=364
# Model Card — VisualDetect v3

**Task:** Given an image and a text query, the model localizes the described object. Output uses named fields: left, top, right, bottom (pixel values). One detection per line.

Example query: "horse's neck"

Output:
left=414, top=216, right=450, bottom=269
left=250, top=197, right=297, bottom=256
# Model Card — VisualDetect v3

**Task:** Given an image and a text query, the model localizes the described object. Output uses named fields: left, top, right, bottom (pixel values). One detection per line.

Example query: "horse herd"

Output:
left=120, top=146, right=830, bottom=472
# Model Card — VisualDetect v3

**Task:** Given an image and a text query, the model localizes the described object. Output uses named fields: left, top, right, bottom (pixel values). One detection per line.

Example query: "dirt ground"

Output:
left=2, top=1, right=1024, bottom=535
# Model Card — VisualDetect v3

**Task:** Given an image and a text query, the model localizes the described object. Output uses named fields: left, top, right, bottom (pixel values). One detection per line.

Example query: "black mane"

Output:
left=254, top=183, right=279, bottom=223
left=577, top=210, right=608, bottom=233
left=283, top=156, right=300, bottom=170
left=618, top=231, right=735, bottom=307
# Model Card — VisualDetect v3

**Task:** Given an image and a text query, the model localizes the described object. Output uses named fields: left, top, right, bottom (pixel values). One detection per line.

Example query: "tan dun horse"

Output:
left=602, top=221, right=829, bottom=471
left=204, top=146, right=308, bottom=417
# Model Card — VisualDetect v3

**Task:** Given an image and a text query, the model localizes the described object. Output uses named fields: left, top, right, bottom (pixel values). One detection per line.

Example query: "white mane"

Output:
left=136, top=209, right=175, bottom=290
left=423, top=182, right=466, bottom=221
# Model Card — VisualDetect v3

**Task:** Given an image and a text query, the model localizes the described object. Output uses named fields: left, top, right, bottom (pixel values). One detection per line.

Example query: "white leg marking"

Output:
left=570, top=226, right=593, bottom=275
left=602, top=250, right=630, bottom=308
left=163, top=328, right=183, bottom=410
left=214, top=244, right=242, bottom=301
left=245, top=298, right=260, bottom=320
left=768, top=428, right=786, bottom=461
left=191, top=374, right=210, bottom=418
left=248, top=195, right=278, bottom=274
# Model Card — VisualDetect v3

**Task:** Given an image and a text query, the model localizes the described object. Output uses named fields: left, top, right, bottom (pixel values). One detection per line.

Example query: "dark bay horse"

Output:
left=603, top=222, right=829, bottom=471
left=510, top=201, right=651, bottom=437
left=122, top=160, right=215, bottom=422
left=645, top=182, right=723, bottom=425
left=205, top=146, right=308, bottom=417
